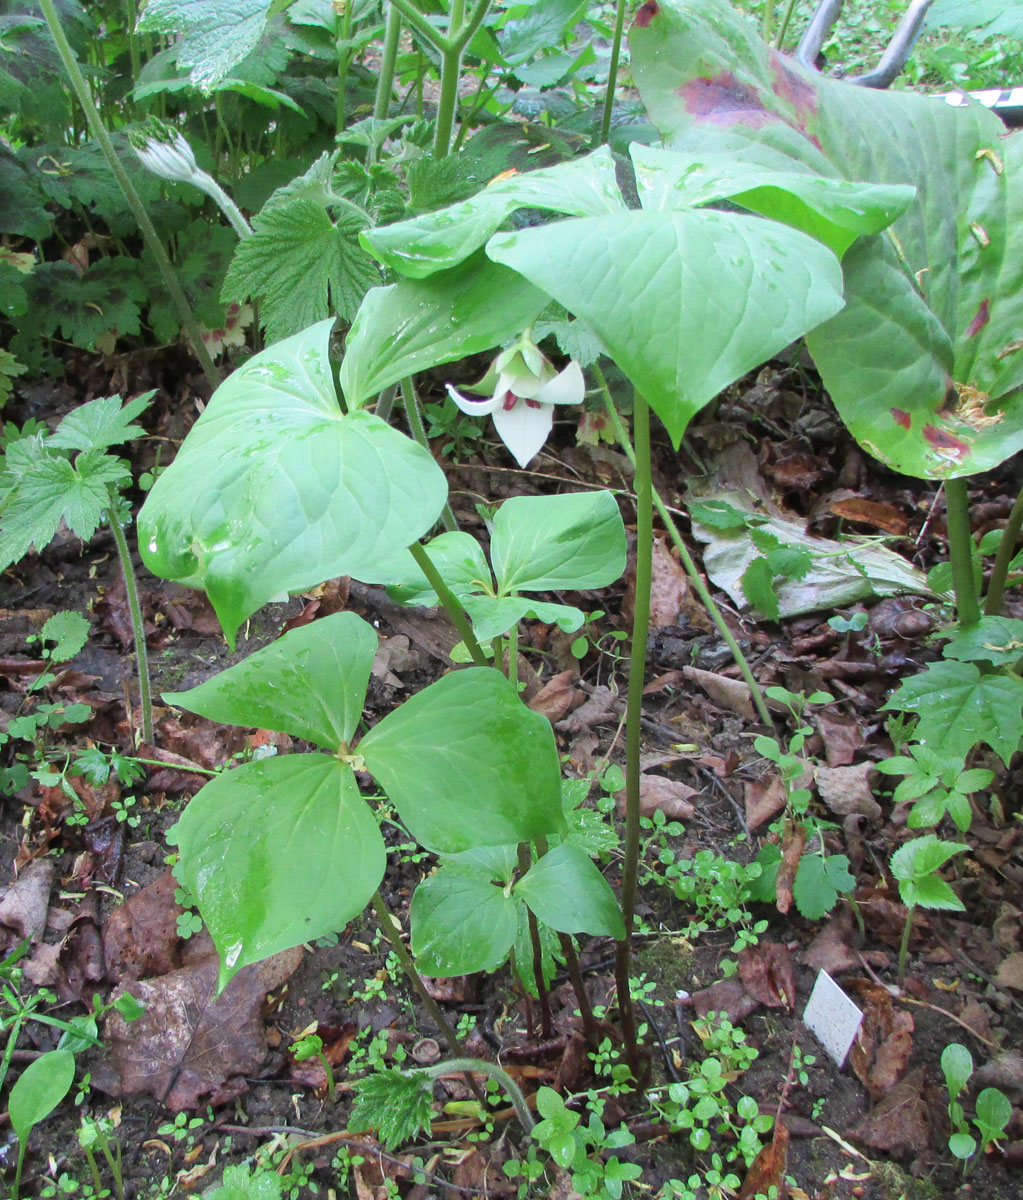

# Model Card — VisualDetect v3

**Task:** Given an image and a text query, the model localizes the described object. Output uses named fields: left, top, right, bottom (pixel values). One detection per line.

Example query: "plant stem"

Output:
left=518, top=843, right=553, bottom=1038
left=407, top=542, right=489, bottom=665
left=422, top=1057, right=535, bottom=1133
left=400, top=377, right=458, bottom=532
left=374, top=3, right=403, bottom=119
left=386, top=0, right=445, bottom=52
left=38, top=0, right=222, bottom=390
left=944, top=477, right=980, bottom=627
left=507, top=621, right=518, bottom=692
left=984, top=480, right=1023, bottom=615
left=106, top=501, right=154, bottom=745
left=432, top=0, right=493, bottom=158
left=598, top=0, right=628, bottom=146
left=774, top=0, right=800, bottom=47
left=558, top=932, right=600, bottom=1048
left=763, top=0, right=775, bottom=43
left=375, top=383, right=399, bottom=425
left=594, top=366, right=773, bottom=726
left=335, top=0, right=355, bottom=137
left=898, top=908, right=914, bottom=987
left=614, top=391, right=652, bottom=1083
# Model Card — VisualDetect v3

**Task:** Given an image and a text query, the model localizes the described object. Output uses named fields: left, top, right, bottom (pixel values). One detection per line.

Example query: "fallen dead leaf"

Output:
left=815, top=763, right=882, bottom=823
left=776, top=823, right=807, bottom=916
left=680, top=665, right=756, bottom=721
left=649, top=537, right=689, bottom=628
left=973, top=1051, right=1023, bottom=1098
left=801, top=912, right=858, bottom=976
left=103, top=870, right=184, bottom=984
left=617, top=774, right=696, bottom=821
left=739, top=1119, right=789, bottom=1200
left=555, top=685, right=617, bottom=732
left=690, top=978, right=759, bottom=1023
left=995, top=952, right=1023, bottom=991
left=828, top=496, right=910, bottom=537
left=100, top=945, right=302, bottom=1109
left=529, top=670, right=581, bottom=724
left=846, top=981, right=914, bottom=1099
left=739, top=942, right=796, bottom=1011
left=847, top=1067, right=930, bottom=1157
left=744, top=775, right=787, bottom=832
left=0, top=859, right=53, bottom=949
left=815, top=712, right=865, bottom=767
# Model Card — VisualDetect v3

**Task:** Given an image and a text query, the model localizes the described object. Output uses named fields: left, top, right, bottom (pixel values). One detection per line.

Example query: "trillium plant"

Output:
left=132, top=0, right=1012, bottom=1083
left=446, top=332, right=586, bottom=467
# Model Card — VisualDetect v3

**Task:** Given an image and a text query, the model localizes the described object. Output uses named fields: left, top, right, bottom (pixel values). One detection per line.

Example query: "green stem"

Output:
left=898, top=908, right=914, bottom=987
left=407, top=542, right=488, bottom=666
left=422, top=1057, right=535, bottom=1133
left=38, top=0, right=221, bottom=390
left=400, top=377, right=458, bottom=531
left=374, top=4, right=403, bottom=119
left=386, top=0, right=445, bottom=52
left=106, top=502, right=153, bottom=745
left=375, top=383, right=399, bottom=425
left=518, top=843, right=553, bottom=1038
left=335, top=0, right=355, bottom=137
left=774, top=0, right=800, bottom=47
left=598, top=0, right=628, bottom=146
left=594, top=366, right=773, bottom=727
left=945, top=477, right=980, bottom=627
left=434, top=48, right=462, bottom=158
left=557, top=932, right=600, bottom=1048
left=507, top=621, right=518, bottom=692
left=763, top=0, right=775, bottom=43
left=984, top=480, right=1023, bottom=616
left=123, top=0, right=140, bottom=84
left=614, top=391, right=651, bottom=1083
left=198, top=176, right=253, bottom=240
left=84, top=1148, right=105, bottom=1198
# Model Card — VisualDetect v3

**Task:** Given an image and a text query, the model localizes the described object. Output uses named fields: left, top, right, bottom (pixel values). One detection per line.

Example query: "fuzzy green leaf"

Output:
left=740, top=555, right=780, bottom=620
left=48, top=393, right=153, bottom=453
left=942, top=616, right=1023, bottom=667
left=40, top=611, right=90, bottom=663
left=137, top=0, right=272, bottom=92
left=348, top=1070, right=435, bottom=1150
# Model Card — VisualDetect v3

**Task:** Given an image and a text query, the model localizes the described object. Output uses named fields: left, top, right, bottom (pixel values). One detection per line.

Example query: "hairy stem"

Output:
left=594, top=366, right=773, bottom=726
left=106, top=502, right=153, bottom=745
left=558, top=932, right=600, bottom=1048
left=374, top=3, right=403, bottom=119
left=984, top=481, right=1023, bottom=616
left=599, top=0, right=628, bottom=146
left=407, top=542, right=488, bottom=665
left=38, top=0, right=221, bottom=389
left=945, top=477, right=980, bottom=627
left=400, top=377, right=457, bottom=532
left=898, top=908, right=914, bottom=987
left=422, top=1057, right=535, bottom=1133
left=335, top=0, right=355, bottom=137
left=614, top=391, right=652, bottom=1082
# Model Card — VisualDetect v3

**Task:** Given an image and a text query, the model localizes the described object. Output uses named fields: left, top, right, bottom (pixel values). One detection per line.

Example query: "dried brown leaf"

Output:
left=617, top=774, right=696, bottom=821
left=0, top=859, right=53, bottom=949
left=996, top=952, right=1023, bottom=992
left=680, top=665, right=756, bottom=721
left=691, top=978, right=759, bottom=1023
left=529, top=670, right=581, bottom=724
left=739, top=1119, right=789, bottom=1200
left=846, top=982, right=914, bottom=1098
left=815, top=712, right=865, bottom=767
left=744, top=775, right=787, bottom=832
left=847, top=1067, right=930, bottom=1157
left=649, top=537, right=689, bottom=629
left=815, top=763, right=882, bottom=822
left=738, top=942, right=796, bottom=1011
left=555, top=686, right=617, bottom=732
left=103, top=871, right=183, bottom=984
left=775, top=824, right=807, bottom=916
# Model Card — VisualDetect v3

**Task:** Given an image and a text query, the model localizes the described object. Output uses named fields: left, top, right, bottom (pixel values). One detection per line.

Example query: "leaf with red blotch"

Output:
left=738, top=942, right=795, bottom=1011
left=739, top=1119, right=789, bottom=1200
left=101, top=946, right=302, bottom=1109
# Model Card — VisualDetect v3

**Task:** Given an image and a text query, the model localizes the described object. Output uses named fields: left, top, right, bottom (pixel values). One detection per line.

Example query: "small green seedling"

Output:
left=9, top=1048, right=75, bottom=1200
left=292, top=1031, right=335, bottom=1102
left=876, top=745, right=992, bottom=832
left=890, top=835, right=969, bottom=984
left=941, top=1042, right=1012, bottom=1172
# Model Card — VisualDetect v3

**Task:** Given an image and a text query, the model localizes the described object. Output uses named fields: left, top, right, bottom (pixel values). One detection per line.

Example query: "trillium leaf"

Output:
left=339, top=254, right=548, bottom=410
left=362, top=146, right=625, bottom=278
left=630, top=0, right=1023, bottom=478
left=487, top=209, right=844, bottom=445
left=491, top=491, right=627, bottom=593
left=630, top=143, right=914, bottom=257
left=373, top=531, right=492, bottom=603
left=169, top=756, right=385, bottom=989
left=516, top=842, right=624, bottom=938
left=360, top=667, right=565, bottom=852
left=164, top=612, right=377, bottom=749
left=410, top=865, right=519, bottom=976
left=137, top=321, right=448, bottom=645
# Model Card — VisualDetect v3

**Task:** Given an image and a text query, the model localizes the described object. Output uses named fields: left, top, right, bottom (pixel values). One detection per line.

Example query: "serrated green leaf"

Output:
left=222, top=166, right=380, bottom=341
left=740, top=555, right=780, bottom=620
left=165, top=612, right=377, bottom=749
left=206, top=1162, right=284, bottom=1200
left=169, top=755, right=385, bottom=988
left=883, top=659, right=1023, bottom=765
left=792, top=854, right=855, bottom=921
left=49, top=393, right=154, bottom=453
left=688, top=499, right=750, bottom=531
left=909, top=873, right=965, bottom=911
left=943, top=616, right=1023, bottom=666
left=410, top=865, right=518, bottom=975
left=25, top=259, right=148, bottom=351
left=40, top=611, right=90, bottom=663
left=516, top=842, right=624, bottom=938
left=348, top=1070, right=435, bottom=1150
left=137, top=0, right=272, bottom=92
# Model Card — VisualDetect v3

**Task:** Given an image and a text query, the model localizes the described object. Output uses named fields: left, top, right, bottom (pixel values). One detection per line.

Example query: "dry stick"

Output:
left=613, top=392, right=652, bottom=1084
left=38, top=0, right=221, bottom=390
left=369, top=890, right=487, bottom=1108
left=593, top=368, right=774, bottom=728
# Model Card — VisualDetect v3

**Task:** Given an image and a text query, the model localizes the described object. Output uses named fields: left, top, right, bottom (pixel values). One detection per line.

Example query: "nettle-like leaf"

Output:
left=137, top=321, right=448, bottom=645
left=348, top=1070, right=435, bottom=1151
left=339, top=253, right=548, bottom=410
left=792, top=854, right=855, bottom=921
left=25, top=260, right=148, bottom=352
left=137, top=0, right=272, bottom=92
left=222, top=155, right=381, bottom=342
left=890, top=834, right=969, bottom=910
left=943, top=615, right=1023, bottom=666
left=374, top=491, right=627, bottom=642
left=883, top=659, right=1023, bottom=765
left=166, top=613, right=565, bottom=985
left=630, top=0, right=1023, bottom=478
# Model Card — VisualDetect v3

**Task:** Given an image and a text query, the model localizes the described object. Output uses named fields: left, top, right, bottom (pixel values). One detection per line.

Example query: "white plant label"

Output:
left=803, top=969, right=863, bottom=1066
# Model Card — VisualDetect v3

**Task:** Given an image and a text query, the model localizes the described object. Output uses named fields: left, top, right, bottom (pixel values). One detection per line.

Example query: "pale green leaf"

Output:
left=410, top=866, right=518, bottom=975
left=137, top=0, right=272, bottom=92
left=48, top=392, right=154, bottom=452
left=40, top=611, right=90, bottom=663
left=9, top=1049, right=75, bottom=1141
left=515, top=842, right=624, bottom=938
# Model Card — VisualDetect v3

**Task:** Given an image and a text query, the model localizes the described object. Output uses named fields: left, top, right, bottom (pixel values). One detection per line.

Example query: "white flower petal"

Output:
left=445, top=383, right=501, bottom=415
left=492, top=398, right=554, bottom=467
left=535, top=360, right=585, bottom=407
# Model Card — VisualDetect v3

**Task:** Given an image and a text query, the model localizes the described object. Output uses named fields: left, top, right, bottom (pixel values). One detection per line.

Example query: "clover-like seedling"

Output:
left=876, top=745, right=992, bottom=832
left=890, top=835, right=968, bottom=984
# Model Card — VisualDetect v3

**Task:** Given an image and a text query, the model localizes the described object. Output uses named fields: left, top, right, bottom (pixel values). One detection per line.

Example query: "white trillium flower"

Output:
left=446, top=337, right=585, bottom=468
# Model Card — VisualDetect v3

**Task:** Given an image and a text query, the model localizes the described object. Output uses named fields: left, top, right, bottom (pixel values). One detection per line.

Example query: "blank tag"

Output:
left=803, top=970, right=863, bottom=1066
